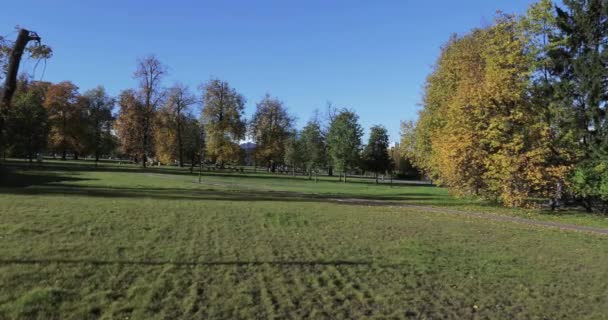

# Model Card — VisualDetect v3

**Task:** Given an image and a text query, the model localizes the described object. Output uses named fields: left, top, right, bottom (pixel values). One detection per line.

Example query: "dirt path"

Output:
left=330, top=198, right=608, bottom=236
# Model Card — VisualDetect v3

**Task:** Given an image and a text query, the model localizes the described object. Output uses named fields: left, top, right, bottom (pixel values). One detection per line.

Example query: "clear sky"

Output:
left=2, top=0, right=536, bottom=143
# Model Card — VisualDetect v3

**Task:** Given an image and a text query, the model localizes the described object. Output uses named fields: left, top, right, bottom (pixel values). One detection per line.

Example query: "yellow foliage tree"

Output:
left=408, top=14, right=570, bottom=207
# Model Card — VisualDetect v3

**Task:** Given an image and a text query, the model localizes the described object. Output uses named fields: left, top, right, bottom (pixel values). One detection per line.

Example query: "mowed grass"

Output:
left=0, top=161, right=607, bottom=319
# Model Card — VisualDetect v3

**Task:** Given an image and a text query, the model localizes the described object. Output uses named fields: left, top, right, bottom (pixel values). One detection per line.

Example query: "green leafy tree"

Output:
left=548, top=0, right=608, bottom=211
left=182, top=115, right=205, bottom=171
left=200, top=78, right=246, bottom=167
left=82, top=86, right=114, bottom=164
left=326, top=109, right=363, bottom=182
left=283, top=130, right=302, bottom=176
left=300, top=119, right=326, bottom=181
left=363, top=125, right=391, bottom=183
left=5, top=80, right=48, bottom=161
left=249, top=94, right=294, bottom=172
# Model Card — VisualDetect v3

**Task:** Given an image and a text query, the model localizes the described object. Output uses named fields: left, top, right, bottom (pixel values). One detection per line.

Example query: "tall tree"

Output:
left=362, top=125, right=391, bottom=183
left=549, top=0, right=608, bottom=211
left=166, top=84, right=196, bottom=167
left=326, top=109, right=363, bottom=182
left=43, top=81, right=84, bottom=160
left=200, top=78, right=246, bottom=167
left=300, top=119, right=326, bottom=181
left=249, top=94, right=294, bottom=172
left=82, top=86, right=114, bottom=164
left=133, top=55, right=166, bottom=167
left=0, top=28, right=51, bottom=158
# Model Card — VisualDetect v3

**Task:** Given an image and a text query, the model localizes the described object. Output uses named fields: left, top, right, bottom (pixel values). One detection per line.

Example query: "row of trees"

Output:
left=401, top=0, right=608, bottom=211
left=2, top=53, right=394, bottom=181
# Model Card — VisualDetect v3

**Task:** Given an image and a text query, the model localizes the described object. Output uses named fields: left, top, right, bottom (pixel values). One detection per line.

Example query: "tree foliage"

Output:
left=4, top=79, right=48, bottom=160
left=326, top=109, right=363, bottom=181
left=43, top=81, right=86, bottom=160
left=115, top=89, right=148, bottom=162
left=154, top=84, right=196, bottom=166
left=81, top=86, right=115, bottom=163
left=200, top=78, right=246, bottom=166
left=300, top=119, right=326, bottom=179
left=249, top=94, right=294, bottom=171
left=362, top=125, right=391, bottom=183
left=283, top=130, right=302, bottom=175
left=406, top=13, right=571, bottom=206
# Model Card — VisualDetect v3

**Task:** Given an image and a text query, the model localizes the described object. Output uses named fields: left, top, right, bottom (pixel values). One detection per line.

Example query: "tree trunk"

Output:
left=61, top=149, right=67, bottom=160
left=73, top=152, right=79, bottom=160
left=95, top=152, right=100, bottom=167
left=177, top=119, right=183, bottom=167
left=375, top=173, right=378, bottom=184
left=0, top=30, right=41, bottom=155
left=344, top=171, right=347, bottom=183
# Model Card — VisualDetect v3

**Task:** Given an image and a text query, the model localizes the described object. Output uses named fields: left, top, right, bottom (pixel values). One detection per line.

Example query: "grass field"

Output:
left=1, top=160, right=607, bottom=319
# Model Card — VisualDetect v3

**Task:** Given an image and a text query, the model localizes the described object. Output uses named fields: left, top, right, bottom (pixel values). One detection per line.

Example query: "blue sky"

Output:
left=2, top=0, right=535, bottom=143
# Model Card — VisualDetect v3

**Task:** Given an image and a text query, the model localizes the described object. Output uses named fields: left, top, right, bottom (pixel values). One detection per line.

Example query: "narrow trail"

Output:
left=330, top=198, right=608, bottom=236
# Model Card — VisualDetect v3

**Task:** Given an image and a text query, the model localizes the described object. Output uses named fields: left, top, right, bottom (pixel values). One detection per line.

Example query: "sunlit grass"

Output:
left=0, top=160, right=607, bottom=319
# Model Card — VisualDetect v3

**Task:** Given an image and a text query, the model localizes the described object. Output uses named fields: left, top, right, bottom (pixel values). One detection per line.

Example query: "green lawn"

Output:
left=0, top=160, right=607, bottom=319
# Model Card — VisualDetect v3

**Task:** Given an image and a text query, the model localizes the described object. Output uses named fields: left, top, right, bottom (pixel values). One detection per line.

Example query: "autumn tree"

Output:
left=249, top=94, right=294, bottom=172
left=44, top=81, right=86, bottom=160
left=362, top=125, right=391, bottom=183
left=81, top=86, right=114, bottom=164
left=408, top=13, right=571, bottom=206
left=200, top=78, right=246, bottom=167
left=300, top=119, right=326, bottom=181
left=326, top=109, right=363, bottom=182
left=115, top=89, right=148, bottom=163
left=154, top=84, right=196, bottom=166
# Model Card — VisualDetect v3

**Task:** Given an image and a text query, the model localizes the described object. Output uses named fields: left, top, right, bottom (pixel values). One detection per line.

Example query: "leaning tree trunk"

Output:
left=0, top=29, right=41, bottom=158
left=1, top=29, right=40, bottom=109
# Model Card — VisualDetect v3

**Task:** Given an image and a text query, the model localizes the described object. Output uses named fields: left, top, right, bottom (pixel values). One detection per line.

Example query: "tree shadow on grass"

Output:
left=0, top=161, right=470, bottom=206
left=3, top=160, right=433, bottom=188
left=0, top=183, right=449, bottom=204
left=0, top=257, right=393, bottom=268
left=0, top=168, right=92, bottom=188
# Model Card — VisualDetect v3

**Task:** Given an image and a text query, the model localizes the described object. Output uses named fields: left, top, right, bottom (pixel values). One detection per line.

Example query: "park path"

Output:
left=330, top=198, right=608, bottom=236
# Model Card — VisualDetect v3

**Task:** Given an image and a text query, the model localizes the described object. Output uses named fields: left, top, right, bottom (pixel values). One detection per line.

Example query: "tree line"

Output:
left=401, top=0, right=608, bottom=211
left=1, top=53, right=394, bottom=182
